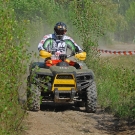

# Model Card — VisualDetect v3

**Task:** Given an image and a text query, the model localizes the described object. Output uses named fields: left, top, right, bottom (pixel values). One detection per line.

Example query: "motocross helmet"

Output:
left=54, top=22, right=67, bottom=40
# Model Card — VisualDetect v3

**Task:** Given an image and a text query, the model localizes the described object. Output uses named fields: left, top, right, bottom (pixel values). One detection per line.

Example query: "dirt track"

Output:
left=24, top=103, right=135, bottom=135
left=24, top=43, right=135, bottom=135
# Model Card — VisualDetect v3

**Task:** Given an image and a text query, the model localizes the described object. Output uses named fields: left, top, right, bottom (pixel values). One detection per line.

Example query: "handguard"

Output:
left=75, top=51, right=86, bottom=61
left=39, top=50, right=52, bottom=58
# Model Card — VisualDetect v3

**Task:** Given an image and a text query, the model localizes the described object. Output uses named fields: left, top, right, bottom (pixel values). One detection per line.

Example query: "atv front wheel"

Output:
left=27, top=83, right=41, bottom=111
left=85, top=81, right=97, bottom=113
left=74, top=101, right=85, bottom=107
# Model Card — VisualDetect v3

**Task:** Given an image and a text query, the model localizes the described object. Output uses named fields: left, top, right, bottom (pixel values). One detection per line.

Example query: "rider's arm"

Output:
left=38, top=35, right=51, bottom=51
left=38, top=38, right=45, bottom=51
left=70, top=37, right=83, bottom=52
left=64, top=36, right=83, bottom=54
left=38, top=35, right=53, bottom=58
left=64, top=36, right=86, bottom=60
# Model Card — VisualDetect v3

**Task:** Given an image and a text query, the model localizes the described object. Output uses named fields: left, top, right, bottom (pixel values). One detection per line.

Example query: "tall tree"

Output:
left=125, top=1, right=135, bottom=42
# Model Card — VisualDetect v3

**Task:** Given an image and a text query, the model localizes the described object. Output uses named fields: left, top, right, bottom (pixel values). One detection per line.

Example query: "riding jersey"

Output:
left=38, top=34, right=83, bottom=55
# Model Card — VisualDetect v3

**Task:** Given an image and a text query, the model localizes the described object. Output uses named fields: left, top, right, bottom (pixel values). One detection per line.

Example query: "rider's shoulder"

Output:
left=63, top=35, right=74, bottom=41
left=43, top=34, right=54, bottom=39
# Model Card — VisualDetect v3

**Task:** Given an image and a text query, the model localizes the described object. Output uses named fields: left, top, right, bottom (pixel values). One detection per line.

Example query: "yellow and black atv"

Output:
left=27, top=51, right=97, bottom=113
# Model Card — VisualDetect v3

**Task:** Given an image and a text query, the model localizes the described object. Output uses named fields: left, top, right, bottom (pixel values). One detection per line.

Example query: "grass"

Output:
left=100, top=55, right=135, bottom=69
left=96, top=55, right=135, bottom=119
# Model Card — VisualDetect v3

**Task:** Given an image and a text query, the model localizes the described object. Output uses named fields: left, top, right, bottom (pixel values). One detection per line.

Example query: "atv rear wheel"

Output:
left=85, top=81, right=97, bottom=113
left=27, top=83, right=41, bottom=111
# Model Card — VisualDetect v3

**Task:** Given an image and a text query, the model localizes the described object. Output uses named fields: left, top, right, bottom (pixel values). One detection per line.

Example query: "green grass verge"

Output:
left=96, top=55, right=135, bottom=119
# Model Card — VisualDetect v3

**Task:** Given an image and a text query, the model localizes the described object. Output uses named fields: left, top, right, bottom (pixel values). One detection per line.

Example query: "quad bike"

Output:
left=27, top=50, right=97, bottom=113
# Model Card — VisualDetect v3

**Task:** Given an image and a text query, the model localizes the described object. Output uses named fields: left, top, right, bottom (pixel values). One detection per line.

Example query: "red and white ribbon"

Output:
left=97, top=49, right=135, bottom=55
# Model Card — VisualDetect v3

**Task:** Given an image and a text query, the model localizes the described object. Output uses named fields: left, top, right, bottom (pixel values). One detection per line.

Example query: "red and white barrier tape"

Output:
left=97, top=49, right=135, bottom=55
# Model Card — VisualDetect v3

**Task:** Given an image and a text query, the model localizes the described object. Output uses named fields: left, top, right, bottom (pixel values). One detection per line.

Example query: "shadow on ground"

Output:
left=40, top=102, right=135, bottom=135
left=40, top=101, right=85, bottom=112
left=88, top=108, right=135, bottom=135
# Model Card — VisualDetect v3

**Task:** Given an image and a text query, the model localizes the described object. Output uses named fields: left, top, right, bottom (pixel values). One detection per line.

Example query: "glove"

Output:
left=39, top=50, right=52, bottom=58
left=75, top=52, right=86, bottom=61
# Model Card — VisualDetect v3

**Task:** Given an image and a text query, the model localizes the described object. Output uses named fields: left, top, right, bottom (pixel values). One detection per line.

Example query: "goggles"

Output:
left=55, top=29, right=67, bottom=35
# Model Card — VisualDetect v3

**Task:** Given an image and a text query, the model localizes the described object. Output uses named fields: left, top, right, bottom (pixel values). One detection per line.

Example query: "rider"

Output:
left=38, top=22, right=86, bottom=68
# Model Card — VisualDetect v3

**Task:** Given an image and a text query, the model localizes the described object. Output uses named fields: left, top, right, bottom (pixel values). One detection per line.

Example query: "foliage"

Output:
left=97, top=56, right=135, bottom=119
left=54, top=0, right=124, bottom=45
left=112, top=0, right=135, bottom=42
left=112, top=0, right=134, bottom=15
left=0, top=1, right=29, bottom=134
left=125, top=1, right=135, bottom=22
left=125, top=1, right=135, bottom=42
